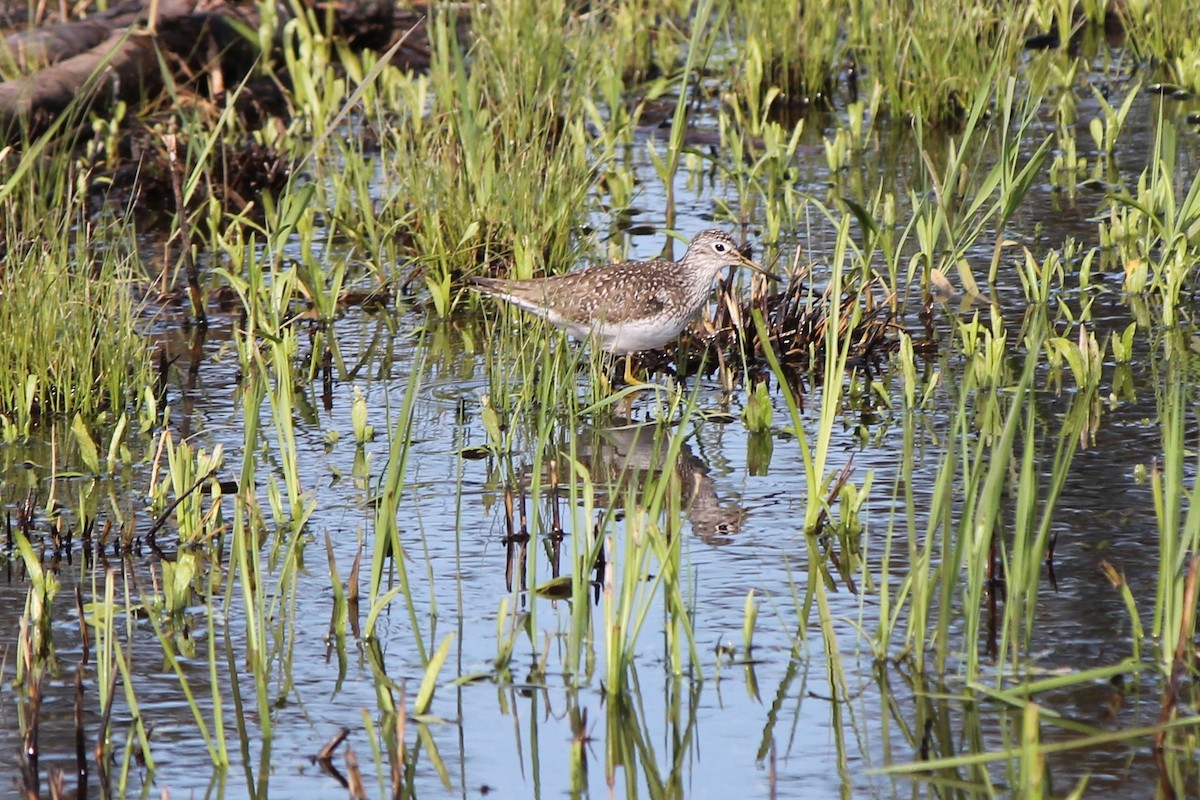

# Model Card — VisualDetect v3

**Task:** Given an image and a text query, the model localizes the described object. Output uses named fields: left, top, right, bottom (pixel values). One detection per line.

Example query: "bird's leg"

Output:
left=623, top=354, right=644, bottom=386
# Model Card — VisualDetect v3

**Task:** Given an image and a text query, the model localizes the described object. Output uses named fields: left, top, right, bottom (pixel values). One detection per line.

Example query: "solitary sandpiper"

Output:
left=468, top=229, right=771, bottom=384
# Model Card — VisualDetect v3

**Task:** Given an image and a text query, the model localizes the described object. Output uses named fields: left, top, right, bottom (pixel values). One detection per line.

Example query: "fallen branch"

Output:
left=0, top=1, right=455, bottom=143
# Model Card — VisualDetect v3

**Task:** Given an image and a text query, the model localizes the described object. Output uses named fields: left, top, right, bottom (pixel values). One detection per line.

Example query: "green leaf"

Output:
left=105, top=414, right=128, bottom=475
left=480, top=395, right=503, bottom=452
left=364, top=585, right=405, bottom=639
left=414, top=635, right=453, bottom=716
left=163, top=552, right=197, bottom=616
left=71, top=414, right=100, bottom=474
left=351, top=386, right=373, bottom=444
left=417, top=722, right=452, bottom=790
left=742, top=589, right=758, bottom=652
left=841, top=196, right=880, bottom=241
left=533, top=575, right=574, bottom=600
left=741, top=381, right=773, bottom=433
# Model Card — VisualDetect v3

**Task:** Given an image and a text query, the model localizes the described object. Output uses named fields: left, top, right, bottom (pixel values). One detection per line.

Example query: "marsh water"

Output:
left=3, top=53, right=1200, bottom=800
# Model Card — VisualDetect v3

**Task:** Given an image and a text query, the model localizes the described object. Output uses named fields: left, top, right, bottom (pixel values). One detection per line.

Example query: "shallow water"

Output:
left=3, top=57, right=1200, bottom=800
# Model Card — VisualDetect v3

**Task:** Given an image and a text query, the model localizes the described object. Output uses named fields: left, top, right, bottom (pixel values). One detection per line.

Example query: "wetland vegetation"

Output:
left=2, top=0, right=1200, bottom=797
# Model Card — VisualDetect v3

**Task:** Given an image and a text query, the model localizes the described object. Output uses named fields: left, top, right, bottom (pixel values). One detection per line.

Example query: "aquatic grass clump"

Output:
left=1104, top=121, right=1200, bottom=325
left=601, top=401, right=706, bottom=687
left=589, top=0, right=687, bottom=87
left=383, top=1, right=608, bottom=312
left=730, top=0, right=1034, bottom=126
left=848, top=0, right=1029, bottom=127
left=715, top=97, right=808, bottom=247
left=731, top=0, right=840, bottom=111
left=1120, top=0, right=1200, bottom=91
left=148, top=434, right=226, bottom=545
left=0, top=220, right=152, bottom=434
left=872, top=311, right=1200, bottom=794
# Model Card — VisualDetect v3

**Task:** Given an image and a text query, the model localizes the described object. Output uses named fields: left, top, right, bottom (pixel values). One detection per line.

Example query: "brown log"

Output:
left=0, top=1, right=153, bottom=70
left=0, top=1, right=454, bottom=144
left=0, top=28, right=156, bottom=134
left=0, top=0, right=201, bottom=139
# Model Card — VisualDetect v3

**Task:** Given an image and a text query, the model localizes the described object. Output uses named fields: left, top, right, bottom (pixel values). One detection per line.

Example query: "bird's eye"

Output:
left=714, top=242, right=727, bottom=253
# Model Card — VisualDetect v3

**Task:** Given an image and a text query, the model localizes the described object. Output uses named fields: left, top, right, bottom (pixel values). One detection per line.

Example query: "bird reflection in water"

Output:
left=576, top=417, right=746, bottom=546
left=498, top=418, right=747, bottom=598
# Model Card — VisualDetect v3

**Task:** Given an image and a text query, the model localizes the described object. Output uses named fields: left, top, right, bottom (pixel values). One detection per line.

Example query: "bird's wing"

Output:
left=557, top=260, right=680, bottom=325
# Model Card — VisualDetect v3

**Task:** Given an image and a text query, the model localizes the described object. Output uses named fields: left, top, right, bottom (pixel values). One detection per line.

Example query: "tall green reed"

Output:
left=367, top=337, right=426, bottom=658
left=1149, top=331, right=1200, bottom=675
left=753, top=216, right=867, bottom=747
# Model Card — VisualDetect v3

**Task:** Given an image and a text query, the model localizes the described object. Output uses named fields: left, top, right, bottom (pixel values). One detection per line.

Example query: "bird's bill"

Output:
left=736, top=252, right=783, bottom=282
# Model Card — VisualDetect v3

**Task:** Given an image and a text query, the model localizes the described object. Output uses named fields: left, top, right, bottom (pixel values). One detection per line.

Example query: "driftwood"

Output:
left=0, top=1, right=447, bottom=142
left=1, top=0, right=160, bottom=69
